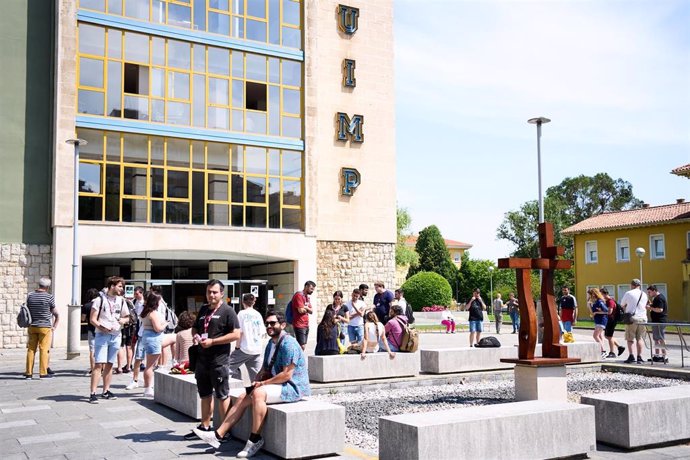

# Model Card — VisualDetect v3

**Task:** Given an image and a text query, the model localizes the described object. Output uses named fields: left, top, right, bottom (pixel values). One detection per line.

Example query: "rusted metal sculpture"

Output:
left=499, top=222, right=580, bottom=365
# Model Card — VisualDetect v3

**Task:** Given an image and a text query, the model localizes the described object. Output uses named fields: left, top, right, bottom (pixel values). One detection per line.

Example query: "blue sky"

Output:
left=394, top=0, right=690, bottom=262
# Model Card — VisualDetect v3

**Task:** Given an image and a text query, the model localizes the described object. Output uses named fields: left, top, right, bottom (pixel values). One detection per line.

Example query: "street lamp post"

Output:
left=488, top=266, right=494, bottom=315
left=635, top=247, right=646, bottom=287
left=527, top=117, right=551, bottom=223
left=65, top=138, right=88, bottom=359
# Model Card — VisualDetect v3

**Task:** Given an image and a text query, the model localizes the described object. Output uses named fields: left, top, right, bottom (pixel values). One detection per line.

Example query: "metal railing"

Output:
left=640, top=321, right=690, bottom=368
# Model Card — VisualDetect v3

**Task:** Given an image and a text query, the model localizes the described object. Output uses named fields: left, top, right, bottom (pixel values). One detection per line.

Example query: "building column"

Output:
left=209, top=260, right=228, bottom=280
left=131, top=259, right=151, bottom=287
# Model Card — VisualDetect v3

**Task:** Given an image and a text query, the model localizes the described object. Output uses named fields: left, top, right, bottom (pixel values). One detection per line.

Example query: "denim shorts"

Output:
left=94, top=332, right=121, bottom=364
left=142, top=329, right=163, bottom=355
left=134, top=335, right=146, bottom=361
left=469, top=320, right=483, bottom=333
left=347, top=325, right=364, bottom=343
left=87, top=330, right=95, bottom=352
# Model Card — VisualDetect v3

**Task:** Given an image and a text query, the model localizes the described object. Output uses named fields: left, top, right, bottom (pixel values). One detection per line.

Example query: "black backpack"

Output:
left=475, top=336, right=501, bottom=348
left=405, top=303, right=415, bottom=324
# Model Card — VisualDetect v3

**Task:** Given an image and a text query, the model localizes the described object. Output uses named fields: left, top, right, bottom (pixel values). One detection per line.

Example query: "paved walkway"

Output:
left=1, top=330, right=689, bottom=459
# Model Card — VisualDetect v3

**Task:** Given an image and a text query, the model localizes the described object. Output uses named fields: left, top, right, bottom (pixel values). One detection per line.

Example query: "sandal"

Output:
left=113, top=368, right=121, bottom=374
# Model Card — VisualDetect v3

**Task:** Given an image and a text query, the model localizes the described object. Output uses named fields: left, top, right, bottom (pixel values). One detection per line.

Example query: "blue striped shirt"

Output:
left=26, top=291, right=55, bottom=328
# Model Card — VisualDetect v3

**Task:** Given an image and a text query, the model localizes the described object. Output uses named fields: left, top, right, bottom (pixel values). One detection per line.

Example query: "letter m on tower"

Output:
left=336, top=113, right=364, bottom=143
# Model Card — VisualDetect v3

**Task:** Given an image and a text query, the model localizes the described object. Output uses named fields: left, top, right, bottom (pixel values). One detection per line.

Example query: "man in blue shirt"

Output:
left=373, top=281, right=394, bottom=324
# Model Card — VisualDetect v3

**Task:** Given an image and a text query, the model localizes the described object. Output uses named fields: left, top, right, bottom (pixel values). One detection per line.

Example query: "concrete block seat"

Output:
left=379, top=400, right=596, bottom=460
left=581, top=385, right=690, bottom=449
left=421, top=341, right=601, bottom=374
left=308, top=352, right=420, bottom=383
left=153, top=369, right=242, bottom=419
left=220, top=389, right=345, bottom=459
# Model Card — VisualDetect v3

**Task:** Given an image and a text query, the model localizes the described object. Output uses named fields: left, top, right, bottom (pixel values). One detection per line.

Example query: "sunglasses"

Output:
left=265, top=320, right=279, bottom=327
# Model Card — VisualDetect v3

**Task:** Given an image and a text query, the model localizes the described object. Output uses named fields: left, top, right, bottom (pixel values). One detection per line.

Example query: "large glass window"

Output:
left=79, top=0, right=302, bottom=49
left=77, top=129, right=302, bottom=229
left=77, top=23, right=302, bottom=139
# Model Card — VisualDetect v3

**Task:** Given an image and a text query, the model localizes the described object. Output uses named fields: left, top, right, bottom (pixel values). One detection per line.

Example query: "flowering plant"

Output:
left=170, top=361, right=193, bottom=375
left=421, top=305, right=447, bottom=312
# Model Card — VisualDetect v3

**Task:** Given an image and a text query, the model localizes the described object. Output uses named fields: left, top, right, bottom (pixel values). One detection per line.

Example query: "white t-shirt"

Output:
left=441, top=310, right=454, bottom=322
left=237, top=308, right=264, bottom=355
left=364, top=322, right=384, bottom=353
left=92, top=295, right=130, bottom=336
left=621, top=288, right=648, bottom=320
left=346, top=299, right=366, bottom=327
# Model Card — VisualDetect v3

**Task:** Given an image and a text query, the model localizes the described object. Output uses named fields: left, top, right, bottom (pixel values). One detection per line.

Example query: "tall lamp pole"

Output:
left=488, top=265, right=494, bottom=315
left=65, top=138, right=88, bottom=359
left=635, top=247, right=646, bottom=287
left=527, top=117, right=551, bottom=223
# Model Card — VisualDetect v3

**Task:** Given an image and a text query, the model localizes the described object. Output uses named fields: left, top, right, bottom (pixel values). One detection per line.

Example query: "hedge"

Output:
left=402, top=271, right=452, bottom=311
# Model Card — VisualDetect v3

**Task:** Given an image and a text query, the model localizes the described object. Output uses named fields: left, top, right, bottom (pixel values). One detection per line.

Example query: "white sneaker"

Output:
left=125, top=380, right=140, bottom=390
left=143, top=387, right=154, bottom=398
left=238, top=438, right=264, bottom=458
left=194, top=428, right=220, bottom=449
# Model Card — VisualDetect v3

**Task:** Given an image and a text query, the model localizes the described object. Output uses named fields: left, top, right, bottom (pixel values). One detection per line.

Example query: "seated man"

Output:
left=194, top=310, right=311, bottom=458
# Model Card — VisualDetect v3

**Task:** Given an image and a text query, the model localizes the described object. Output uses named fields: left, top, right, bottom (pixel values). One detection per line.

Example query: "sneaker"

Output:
left=220, top=432, right=232, bottom=444
left=46, top=368, right=55, bottom=375
left=84, top=369, right=92, bottom=377
left=143, top=387, right=154, bottom=398
left=623, top=355, right=635, bottom=364
left=636, top=356, right=644, bottom=364
left=89, top=393, right=99, bottom=404
left=238, top=438, right=265, bottom=458
left=617, top=346, right=626, bottom=356
left=24, top=375, right=32, bottom=380
left=125, top=380, right=140, bottom=390
left=40, top=374, right=55, bottom=379
left=193, top=428, right=220, bottom=449
left=184, top=424, right=212, bottom=441
left=101, top=390, right=118, bottom=400
left=601, top=351, right=608, bottom=359
left=606, top=352, right=616, bottom=359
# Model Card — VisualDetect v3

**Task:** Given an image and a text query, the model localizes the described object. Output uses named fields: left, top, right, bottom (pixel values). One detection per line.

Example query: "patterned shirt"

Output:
left=263, top=333, right=311, bottom=402
left=26, top=290, right=55, bottom=328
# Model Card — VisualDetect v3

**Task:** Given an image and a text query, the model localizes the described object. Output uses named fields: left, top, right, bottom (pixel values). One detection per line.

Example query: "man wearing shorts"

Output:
left=466, top=288, right=486, bottom=347
left=184, top=279, right=239, bottom=441
left=290, top=281, right=315, bottom=350
left=620, top=279, right=648, bottom=364
left=194, top=310, right=310, bottom=457
left=89, top=276, right=130, bottom=403
left=646, top=285, right=668, bottom=363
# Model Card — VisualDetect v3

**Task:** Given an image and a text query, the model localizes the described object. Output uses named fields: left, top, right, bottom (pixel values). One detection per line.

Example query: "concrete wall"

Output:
left=0, top=0, right=54, bottom=244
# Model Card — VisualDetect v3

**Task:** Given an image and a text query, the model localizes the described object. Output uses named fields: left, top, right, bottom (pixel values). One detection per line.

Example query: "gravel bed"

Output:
left=313, top=372, right=689, bottom=452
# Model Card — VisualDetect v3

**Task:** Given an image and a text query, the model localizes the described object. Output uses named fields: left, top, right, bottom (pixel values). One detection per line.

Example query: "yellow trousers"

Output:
left=26, top=326, right=52, bottom=376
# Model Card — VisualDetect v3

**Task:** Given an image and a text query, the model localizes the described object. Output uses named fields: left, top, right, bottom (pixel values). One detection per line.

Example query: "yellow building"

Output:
left=405, top=236, right=472, bottom=268
left=562, top=201, right=690, bottom=321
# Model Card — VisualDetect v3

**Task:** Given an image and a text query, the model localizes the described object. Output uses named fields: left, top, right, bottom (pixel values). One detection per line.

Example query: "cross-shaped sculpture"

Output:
left=498, top=222, right=580, bottom=365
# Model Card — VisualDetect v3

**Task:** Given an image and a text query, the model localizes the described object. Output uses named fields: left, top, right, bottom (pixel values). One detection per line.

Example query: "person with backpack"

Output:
left=601, top=288, right=625, bottom=359
left=383, top=304, right=409, bottom=352
left=289, top=281, right=315, bottom=351
left=81, top=288, right=101, bottom=376
left=588, top=288, right=609, bottom=359
left=24, top=277, right=59, bottom=380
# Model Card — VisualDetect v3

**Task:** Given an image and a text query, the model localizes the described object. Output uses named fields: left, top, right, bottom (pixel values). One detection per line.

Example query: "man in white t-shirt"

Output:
left=345, top=288, right=366, bottom=344
left=228, top=293, right=264, bottom=382
left=620, top=279, right=648, bottom=365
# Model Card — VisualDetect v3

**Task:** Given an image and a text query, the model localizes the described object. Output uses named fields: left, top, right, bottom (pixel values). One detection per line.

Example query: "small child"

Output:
left=441, top=308, right=455, bottom=334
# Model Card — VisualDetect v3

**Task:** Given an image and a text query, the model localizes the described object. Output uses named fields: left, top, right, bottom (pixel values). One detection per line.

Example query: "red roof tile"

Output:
left=671, top=163, right=690, bottom=176
left=561, top=202, right=690, bottom=235
left=405, top=235, right=473, bottom=249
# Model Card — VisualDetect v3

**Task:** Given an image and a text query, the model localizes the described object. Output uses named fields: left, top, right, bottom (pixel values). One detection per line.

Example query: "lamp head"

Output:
left=527, top=117, right=551, bottom=125
left=635, top=247, right=646, bottom=258
left=66, top=138, right=88, bottom=146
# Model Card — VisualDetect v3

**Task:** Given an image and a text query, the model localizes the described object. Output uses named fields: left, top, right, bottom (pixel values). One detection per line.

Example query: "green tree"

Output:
left=395, top=206, right=418, bottom=267
left=402, top=271, right=452, bottom=310
left=408, top=225, right=457, bottom=288
left=456, top=253, right=517, bottom=304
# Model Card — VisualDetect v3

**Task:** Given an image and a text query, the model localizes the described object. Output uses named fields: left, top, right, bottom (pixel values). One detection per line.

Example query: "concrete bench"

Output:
left=379, top=400, right=596, bottom=459
left=154, top=370, right=242, bottom=419
left=215, top=389, right=345, bottom=459
left=421, top=342, right=601, bottom=374
left=308, top=352, right=420, bottom=383
left=580, top=385, right=690, bottom=449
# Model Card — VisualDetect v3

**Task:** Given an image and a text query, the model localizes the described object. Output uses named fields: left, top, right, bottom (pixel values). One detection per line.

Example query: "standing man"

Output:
left=493, top=293, right=504, bottom=334
left=601, top=288, right=625, bottom=359
left=646, top=285, right=668, bottom=363
left=466, top=288, right=486, bottom=347
left=194, top=310, right=311, bottom=456
left=345, top=289, right=365, bottom=344
left=290, top=281, right=315, bottom=351
left=89, top=276, right=130, bottom=403
left=395, top=288, right=414, bottom=324
left=506, top=292, right=519, bottom=334
left=620, top=279, right=648, bottom=364
left=358, top=283, right=370, bottom=307
left=24, top=277, right=59, bottom=379
left=228, top=293, right=264, bottom=382
left=373, top=281, right=394, bottom=324
left=184, top=279, right=240, bottom=440
left=557, top=286, right=578, bottom=333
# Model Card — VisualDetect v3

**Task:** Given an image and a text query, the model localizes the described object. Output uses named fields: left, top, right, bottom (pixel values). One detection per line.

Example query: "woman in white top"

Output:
left=139, top=292, right=166, bottom=397
left=360, top=310, right=394, bottom=360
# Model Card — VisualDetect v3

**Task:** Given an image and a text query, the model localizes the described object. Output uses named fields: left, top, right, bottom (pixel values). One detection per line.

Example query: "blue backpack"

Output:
left=285, top=300, right=293, bottom=325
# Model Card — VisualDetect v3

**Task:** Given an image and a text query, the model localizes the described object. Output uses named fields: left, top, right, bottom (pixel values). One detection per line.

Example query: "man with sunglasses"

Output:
left=194, top=310, right=310, bottom=458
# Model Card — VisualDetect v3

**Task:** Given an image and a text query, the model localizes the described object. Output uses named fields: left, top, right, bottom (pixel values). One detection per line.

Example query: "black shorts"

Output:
left=604, top=318, right=617, bottom=338
left=195, top=363, right=230, bottom=400
left=293, top=327, right=309, bottom=346
left=121, top=331, right=133, bottom=347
